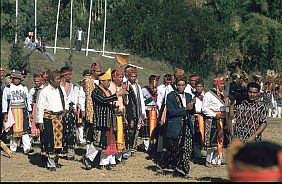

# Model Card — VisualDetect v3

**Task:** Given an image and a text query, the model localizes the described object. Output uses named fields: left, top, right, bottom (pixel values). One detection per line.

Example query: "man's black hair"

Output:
left=195, top=79, right=204, bottom=86
left=176, top=76, right=187, bottom=85
left=233, top=141, right=281, bottom=168
left=247, top=82, right=261, bottom=91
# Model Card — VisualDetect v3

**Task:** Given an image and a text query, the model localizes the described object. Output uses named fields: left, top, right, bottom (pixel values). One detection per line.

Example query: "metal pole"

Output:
left=70, top=0, right=73, bottom=51
left=102, top=0, right=107, bottom=56
left=15, top=0, right=18, bottom=43
left=54, top=0, right=61, bottom=54
left=86, top=0, right=93, bottom=56
left=35, top=0, right=37, bottom=40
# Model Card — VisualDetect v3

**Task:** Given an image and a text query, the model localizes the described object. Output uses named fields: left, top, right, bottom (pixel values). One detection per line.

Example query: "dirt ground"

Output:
left=1, top=118, right=281, bottom=182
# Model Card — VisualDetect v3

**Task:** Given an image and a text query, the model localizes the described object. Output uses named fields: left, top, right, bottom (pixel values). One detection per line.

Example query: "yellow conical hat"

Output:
left=99, top=68, right=111, bottom=81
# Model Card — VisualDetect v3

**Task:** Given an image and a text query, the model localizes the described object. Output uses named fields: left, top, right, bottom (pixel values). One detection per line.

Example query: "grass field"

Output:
left=1, top=39, right=174, bottom=89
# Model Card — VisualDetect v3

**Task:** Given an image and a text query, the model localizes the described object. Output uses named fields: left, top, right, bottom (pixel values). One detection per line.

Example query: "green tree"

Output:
left=8, top=43, right=31, bottom=71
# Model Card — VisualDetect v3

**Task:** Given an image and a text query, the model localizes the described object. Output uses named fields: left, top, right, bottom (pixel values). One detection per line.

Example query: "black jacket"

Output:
left=166, top=91, right=194, bottom=138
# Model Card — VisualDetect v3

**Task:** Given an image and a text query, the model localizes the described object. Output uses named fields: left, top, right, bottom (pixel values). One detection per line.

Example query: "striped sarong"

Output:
left=11, top=108, right=30, bottom=137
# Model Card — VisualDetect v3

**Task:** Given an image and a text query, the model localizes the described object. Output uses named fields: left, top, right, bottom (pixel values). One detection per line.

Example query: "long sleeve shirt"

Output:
left=2, top=83, right=32, bottom=113
left=129, top=82, right=146, bottom=118
left=201, top=91, right=225, bottom=117
left=156, top=84, right=174, bottom=109
left=37, top=84, right=68, bottom=124
left=73, top=85, right=86, bottom=112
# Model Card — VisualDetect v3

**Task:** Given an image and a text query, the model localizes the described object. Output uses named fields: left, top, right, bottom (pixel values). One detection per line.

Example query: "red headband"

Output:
left=60, top=71, right=72, bottom=76
left=229, top=151, right=282, bottom=182
left=189, top=76, right=199, bottom=81
left=213, top=76, right=224, bottom=85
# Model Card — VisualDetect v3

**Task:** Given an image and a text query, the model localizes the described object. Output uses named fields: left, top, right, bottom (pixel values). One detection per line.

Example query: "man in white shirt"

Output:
left=2, top=70, right=33, bottom=155
left=37, top=70, right=68, bottom=171
left=201, top=76, right=229, bottom=166
left=123, top=67, right=146, bottom=156
left=74, top=27, right=85, bottom=51
left=191, top=79, right=205, bottom=164
left=184, top=73, right=199, bottom=98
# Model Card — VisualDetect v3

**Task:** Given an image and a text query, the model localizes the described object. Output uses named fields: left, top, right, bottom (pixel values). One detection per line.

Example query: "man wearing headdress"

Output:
left=37, top=70, right=68, bottom=171
left=82, top=68, right=127, bottom=170
left=60, top=66, right=76, bottom=160
left=108, top=67, right=126, bottom=164
left=202, top=75, right=230, bottom=166
left=2, top=70, right=34, bottom=155
left=123, top=66, right=146, bottom=156
left=90, top=63, right=102, bottom=85
left=140, top=75, right=159, bottom=153
left=184, top=73, right=199, bottom=98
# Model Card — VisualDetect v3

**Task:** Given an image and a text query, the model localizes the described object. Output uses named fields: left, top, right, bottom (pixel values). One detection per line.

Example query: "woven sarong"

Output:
left=43, top=111, right=63, bottom=149
left=11, top=108, right=29, bottom=137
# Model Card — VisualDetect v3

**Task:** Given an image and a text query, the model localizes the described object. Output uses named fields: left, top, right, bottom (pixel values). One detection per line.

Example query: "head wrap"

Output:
left=228, top=139, right=282, bottom=182
left=60, top=66, right=73, bottom=76
left=99, top=68, right=111, bottom=81
left=213, top=76, right=225, bottom=85
left=112, top=67, right=123, bottom=79
left=82, top=69, right=91, bottom=77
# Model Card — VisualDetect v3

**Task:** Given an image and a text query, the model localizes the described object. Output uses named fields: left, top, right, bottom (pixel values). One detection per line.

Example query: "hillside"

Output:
left=1, top=40, right=174, bottom=89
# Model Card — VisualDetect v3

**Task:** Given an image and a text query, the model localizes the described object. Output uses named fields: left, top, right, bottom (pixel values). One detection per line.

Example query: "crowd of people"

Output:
left=0, top=60, right=281, bottom=181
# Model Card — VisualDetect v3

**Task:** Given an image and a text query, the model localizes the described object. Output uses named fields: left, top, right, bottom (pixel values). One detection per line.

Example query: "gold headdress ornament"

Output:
left=116, top=53, right=129, bottom=65
left=98, top=68, right=112, bottom=81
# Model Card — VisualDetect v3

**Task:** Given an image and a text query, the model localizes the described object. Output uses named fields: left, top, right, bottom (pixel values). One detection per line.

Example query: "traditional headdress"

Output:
left=213, top=75, right=225, bottom=85
left=60, top=66, right=73, bottom=76
left=228, top=139, right=282, bottom=182
left=112, top=67, right=123, bottom=79
left=99, top=68, right=111, bottom=81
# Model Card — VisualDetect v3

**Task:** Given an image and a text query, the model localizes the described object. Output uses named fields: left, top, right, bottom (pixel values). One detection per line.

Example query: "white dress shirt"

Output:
left=201, top=91, right=225, bottom=117
left=73, top=85, right=86, bottom=112
left=37, top=84, right=68, bottom=124
left=195, top=91, right=205, bottom=113
left=156, top=84, right=174, bottom=109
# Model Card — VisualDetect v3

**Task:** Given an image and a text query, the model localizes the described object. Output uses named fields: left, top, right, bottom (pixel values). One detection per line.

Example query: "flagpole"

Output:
left=86, top=0, right=93, bottom=56
left=102, top=0, right=107, bottom=56
left=54, top=0, right=61, bottom=54
left=15, top=0, right=18, bottom=43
